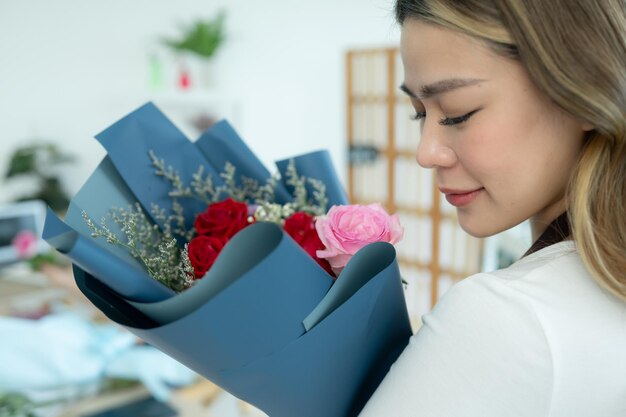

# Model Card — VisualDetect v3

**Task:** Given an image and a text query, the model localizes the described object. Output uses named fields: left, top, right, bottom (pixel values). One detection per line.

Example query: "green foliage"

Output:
left=0, top=380, right=141, bottom=417
left=83, top=203, right=195, bottom=292
left=5, top=143, right=73, bottom=178
left=162, top=12, right=226, bottom=59
left=0, top=392, right=38, bottom=417
left=27, top=252, right=61, bottom=270
left=254, top=160, right=328, bottom=223
left=99, top=377, right=141, bottom=392
left=284, top=159, right=328, bottom=216
left=4, top=142, right=75, bottom=213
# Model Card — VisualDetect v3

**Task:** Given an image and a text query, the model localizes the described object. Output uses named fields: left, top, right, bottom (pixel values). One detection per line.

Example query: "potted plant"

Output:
left=162, top=11, right=227, bottom=89
left=3, top=142, right=74, bottom=271
left=4, top=142, right=75, bottom=214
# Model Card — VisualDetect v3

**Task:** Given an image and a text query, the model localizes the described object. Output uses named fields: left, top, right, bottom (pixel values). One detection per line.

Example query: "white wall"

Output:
left=0, top=0, right=400, bottom=202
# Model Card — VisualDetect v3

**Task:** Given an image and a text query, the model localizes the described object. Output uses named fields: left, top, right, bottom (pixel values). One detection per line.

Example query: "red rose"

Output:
left=284, top=212, right=335, bottom=277
left=284, top=212, right=317, bottom=244
left=195, top=198, right=252, bottom=241
left=188, top=235, right=225, bottom=279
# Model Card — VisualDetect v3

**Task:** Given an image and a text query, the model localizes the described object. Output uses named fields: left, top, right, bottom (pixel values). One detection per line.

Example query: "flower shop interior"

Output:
left=0, top=1, right=532, bottom=416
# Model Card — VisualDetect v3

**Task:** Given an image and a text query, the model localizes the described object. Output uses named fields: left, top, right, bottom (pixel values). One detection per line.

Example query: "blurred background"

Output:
left=0, top=1, right=531, bottom=416
left=0, top=0, right=403, bottom=199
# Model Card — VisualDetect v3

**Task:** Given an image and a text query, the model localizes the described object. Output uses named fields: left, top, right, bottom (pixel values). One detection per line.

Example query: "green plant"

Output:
left=0, top=392, right=36, bottom=417
left=162, top=12, right=226, bottom=60
left=4, top=142, right=75, bottom=213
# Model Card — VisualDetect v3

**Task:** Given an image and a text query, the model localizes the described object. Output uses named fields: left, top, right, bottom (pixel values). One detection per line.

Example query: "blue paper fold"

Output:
left=123, top=224, right=337, bottom=374
left=95, top=102, right=224, bottom=234
left=276, top=150, right=349, bottom=208
left=127, top=222, right=333, bottom=326
left=196, top=120, right=349, bottom=208
left=303, top=241, right=395, bottom=331
left=42, top=102, right=412, bottom=417
left=195, top=120, right=292, bottom=203
left=43, top=209, right=174, bottom=303
left=64, top=157, right=147, bottom=270
left=73, top=242, right=411, bottom=417
left=218, top=243, right=411, bottom=417
left=93, top=102, right=347, bottom=226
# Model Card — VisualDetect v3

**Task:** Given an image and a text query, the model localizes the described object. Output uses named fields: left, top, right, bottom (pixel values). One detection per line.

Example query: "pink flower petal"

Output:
left=12, top=230, right=38, bottom=258
left=314, top=204, right=404, bottom=274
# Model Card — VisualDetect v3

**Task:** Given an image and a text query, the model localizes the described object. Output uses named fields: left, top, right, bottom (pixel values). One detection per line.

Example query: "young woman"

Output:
left=359, top=1, right=626, bottom=416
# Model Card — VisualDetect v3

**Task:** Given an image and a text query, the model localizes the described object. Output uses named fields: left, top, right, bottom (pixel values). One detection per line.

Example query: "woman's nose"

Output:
left=415, top=126, right=457, bottom=169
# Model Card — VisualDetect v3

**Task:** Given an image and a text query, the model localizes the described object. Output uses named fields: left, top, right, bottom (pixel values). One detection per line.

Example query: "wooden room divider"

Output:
left=346, top=47, right=483, bottom=323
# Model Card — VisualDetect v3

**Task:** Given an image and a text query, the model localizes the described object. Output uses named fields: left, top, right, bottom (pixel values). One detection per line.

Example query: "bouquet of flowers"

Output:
left=43, top=103, right=412, bottom=417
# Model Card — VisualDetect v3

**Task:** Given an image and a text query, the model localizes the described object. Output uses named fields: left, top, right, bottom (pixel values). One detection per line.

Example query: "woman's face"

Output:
left=400, top=19, right=589, bottom=239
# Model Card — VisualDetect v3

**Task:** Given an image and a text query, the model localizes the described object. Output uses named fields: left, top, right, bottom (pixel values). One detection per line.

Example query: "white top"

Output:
left=359, top=241, right=626, bottom=417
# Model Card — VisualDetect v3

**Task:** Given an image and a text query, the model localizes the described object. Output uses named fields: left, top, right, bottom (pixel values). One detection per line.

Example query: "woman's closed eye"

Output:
left=410, top=109, right=480, bottom=126
left=410, top=111, right=427, bottom=121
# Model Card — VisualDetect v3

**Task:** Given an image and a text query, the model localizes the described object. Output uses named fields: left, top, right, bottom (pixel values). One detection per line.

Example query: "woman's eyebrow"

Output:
left=399, top=78, right=485, bottom=99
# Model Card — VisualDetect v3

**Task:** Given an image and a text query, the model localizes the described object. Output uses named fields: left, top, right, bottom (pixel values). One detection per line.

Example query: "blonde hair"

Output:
left=396, top=0, right=626, bottom=301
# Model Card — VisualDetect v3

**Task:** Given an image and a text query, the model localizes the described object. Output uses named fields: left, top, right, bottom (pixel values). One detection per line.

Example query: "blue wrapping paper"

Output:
left=63, top=157, right=153, bottom=273
left=126, top=222, right=333, bottom=326
left=72, top=241, right=410, bottom=417
left=276, top=150, right=349, bottom=208
left=195, top=120, right=292, bottom=203
left=43, top=208, right=175, bottom=303
left=43, top=103, right=412, bottom=417
left=48, top=103, right=349, bottom=300
left=95, top=103, right=224, bottom=234
left=218, top=243, right=411, bottom=417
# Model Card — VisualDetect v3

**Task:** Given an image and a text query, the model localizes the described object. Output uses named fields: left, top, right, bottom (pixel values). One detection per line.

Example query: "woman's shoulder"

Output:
left=485, top=240, right=580, bottom=284
left=427, top=238, right=625, bottom=370
left=363, top=252, right=559, bottom=416
left=434, top=241, right=580, bottom=318
left=435, top=240, right=626, bottom=415
left=444, top=240, right=624, bottom=336
left=361, top=242, right=626, bottom=417
left=460, top=240, right=623, bottom=316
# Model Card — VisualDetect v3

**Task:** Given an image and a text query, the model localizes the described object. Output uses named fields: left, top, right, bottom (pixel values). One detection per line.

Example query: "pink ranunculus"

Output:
left=315, top=204, right=404, bottom=276
left=12, top=230, right=38, bottom=259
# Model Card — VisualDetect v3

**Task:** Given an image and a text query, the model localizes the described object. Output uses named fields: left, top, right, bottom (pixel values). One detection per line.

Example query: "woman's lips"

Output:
left=439, top=187, right=484, bottom=207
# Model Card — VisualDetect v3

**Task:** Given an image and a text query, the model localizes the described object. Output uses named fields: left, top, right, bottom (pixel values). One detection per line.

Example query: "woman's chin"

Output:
left=457, top=216, right=506, bottom=239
